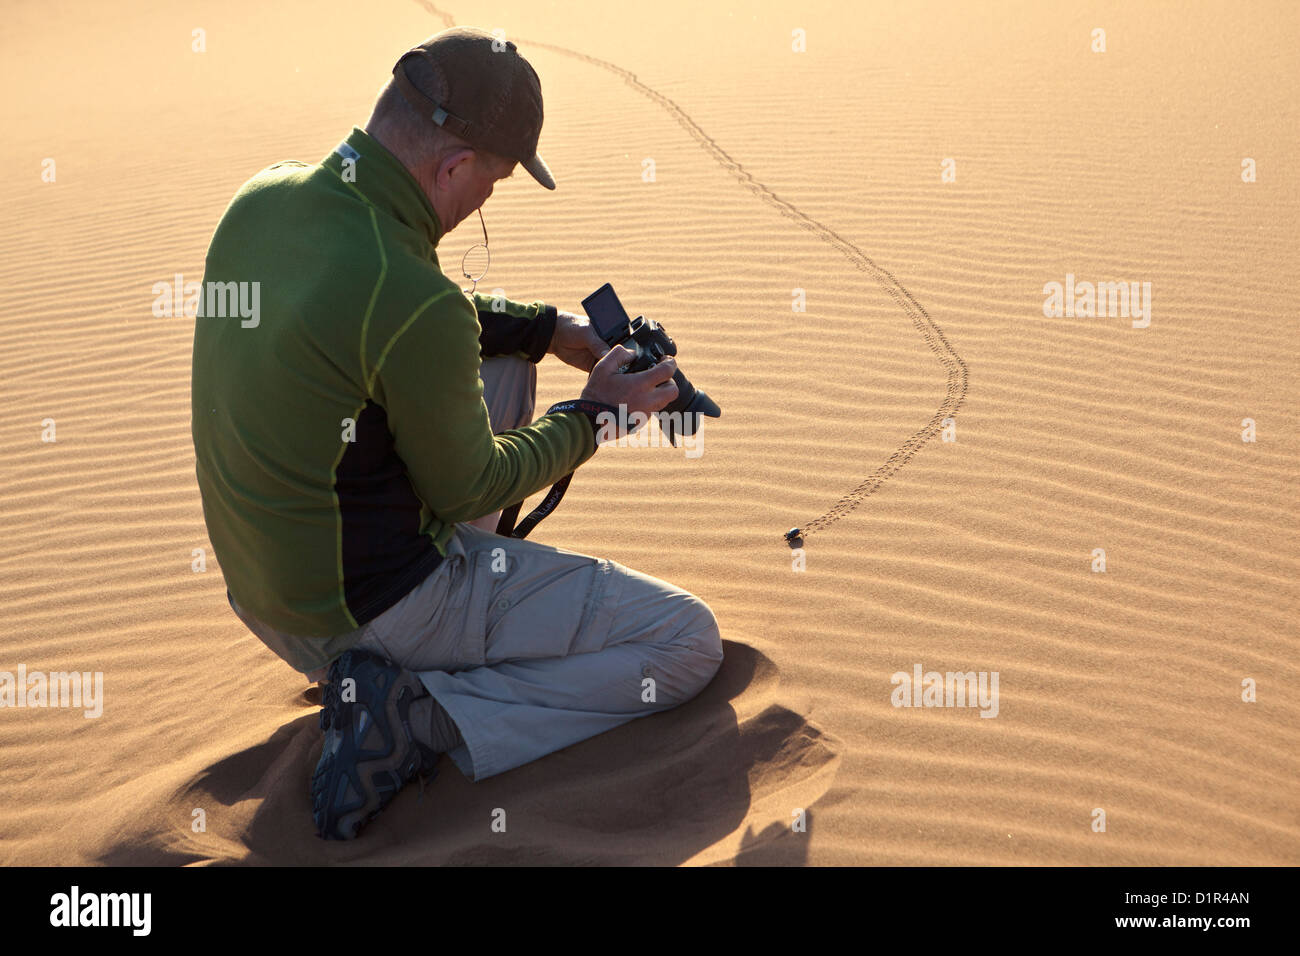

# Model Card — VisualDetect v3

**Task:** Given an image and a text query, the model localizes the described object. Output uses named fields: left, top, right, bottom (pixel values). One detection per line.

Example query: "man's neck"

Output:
left=362, top=124, right=447, bottom=242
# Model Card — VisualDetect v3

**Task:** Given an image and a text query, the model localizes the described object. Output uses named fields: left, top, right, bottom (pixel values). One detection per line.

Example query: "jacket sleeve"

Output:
left=470, top=291, right=557, bottom=362
left=369, top=289, right=594, bottom=525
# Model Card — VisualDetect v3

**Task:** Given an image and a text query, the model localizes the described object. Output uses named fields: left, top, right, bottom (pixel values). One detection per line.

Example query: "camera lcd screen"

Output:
left=581, top=283, right=632, bottom=341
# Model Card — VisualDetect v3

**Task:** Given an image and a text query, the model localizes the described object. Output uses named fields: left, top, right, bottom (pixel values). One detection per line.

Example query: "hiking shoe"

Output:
left=311, top=648, right=440, bottom=840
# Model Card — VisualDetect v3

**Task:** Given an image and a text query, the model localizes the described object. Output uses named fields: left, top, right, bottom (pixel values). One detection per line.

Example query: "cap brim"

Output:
left=521, top=152, right=556, bottom=190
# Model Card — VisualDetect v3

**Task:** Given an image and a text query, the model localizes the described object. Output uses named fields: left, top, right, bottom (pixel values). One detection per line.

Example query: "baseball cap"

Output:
left=391, top=27, right=555, bottom=190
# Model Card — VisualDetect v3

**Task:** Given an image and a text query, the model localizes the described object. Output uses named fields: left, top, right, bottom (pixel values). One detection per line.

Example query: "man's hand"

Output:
left=581, top=346, right=679, bottom=438
left=549, top=310, right=609, bottom=372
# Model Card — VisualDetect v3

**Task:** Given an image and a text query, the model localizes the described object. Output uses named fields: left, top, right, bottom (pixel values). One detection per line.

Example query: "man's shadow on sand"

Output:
left=107, top=640, right=837, bottom=865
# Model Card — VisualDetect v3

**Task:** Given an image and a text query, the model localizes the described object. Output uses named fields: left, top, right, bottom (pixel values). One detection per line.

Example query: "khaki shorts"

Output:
left=355, top=517, right=722, bottom=780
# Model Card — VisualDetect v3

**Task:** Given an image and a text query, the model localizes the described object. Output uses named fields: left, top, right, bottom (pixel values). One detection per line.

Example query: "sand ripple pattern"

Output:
left=415, top=0, right=969, bottom=542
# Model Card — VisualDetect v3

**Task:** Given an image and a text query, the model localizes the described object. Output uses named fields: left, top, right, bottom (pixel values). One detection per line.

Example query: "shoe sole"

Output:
left=311, top=649, right=439, bottom=839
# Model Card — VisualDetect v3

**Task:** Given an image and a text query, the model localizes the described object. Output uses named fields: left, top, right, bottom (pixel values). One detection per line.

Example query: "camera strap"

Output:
left=494, top=398, right=616, bottom=540
left=496, top=472, right=574, bottom=540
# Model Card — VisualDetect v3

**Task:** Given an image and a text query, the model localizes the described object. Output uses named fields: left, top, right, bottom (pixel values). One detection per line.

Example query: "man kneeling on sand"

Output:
left=190, top=27, right=723, bottom=839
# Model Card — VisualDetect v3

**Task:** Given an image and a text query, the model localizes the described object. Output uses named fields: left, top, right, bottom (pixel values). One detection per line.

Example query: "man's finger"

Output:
left=596, top=344, right=632, bottom=371
left=583, top=326, right=609, bottom=357
left=634, top=356, right=677, bottom=385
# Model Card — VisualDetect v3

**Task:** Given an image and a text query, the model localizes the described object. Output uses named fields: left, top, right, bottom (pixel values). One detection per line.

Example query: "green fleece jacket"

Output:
left=191, top=127, right=597, bottom=670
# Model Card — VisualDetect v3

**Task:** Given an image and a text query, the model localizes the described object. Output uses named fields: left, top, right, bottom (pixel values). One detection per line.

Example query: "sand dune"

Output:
left=1, top=0, right=1297, bottom=865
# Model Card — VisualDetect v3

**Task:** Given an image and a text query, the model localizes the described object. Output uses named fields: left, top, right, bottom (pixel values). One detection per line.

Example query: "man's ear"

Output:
left=434, top=147, right=478, bottom=190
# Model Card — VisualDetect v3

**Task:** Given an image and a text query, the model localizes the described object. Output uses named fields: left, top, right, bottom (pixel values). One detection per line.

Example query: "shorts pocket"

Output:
left=477, top=547, right=605, bottom=664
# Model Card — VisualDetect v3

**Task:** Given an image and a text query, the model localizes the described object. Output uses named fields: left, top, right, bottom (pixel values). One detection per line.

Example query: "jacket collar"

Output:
left=322, top=126, right=444, bottom=249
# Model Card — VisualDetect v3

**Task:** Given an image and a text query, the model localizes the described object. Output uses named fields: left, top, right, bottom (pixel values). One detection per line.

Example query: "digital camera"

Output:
left=580, top=283, right=721, bottom=445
